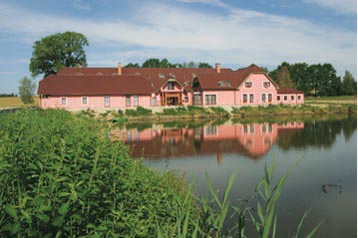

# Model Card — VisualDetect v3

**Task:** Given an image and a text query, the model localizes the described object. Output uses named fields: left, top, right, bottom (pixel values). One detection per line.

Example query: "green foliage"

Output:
left=275, top=65, right=296, bottom=88
left=342, top=70, right=357, bottom=95
left=0, top=109, right=191, bottom=237
left=18, top=76, right=36, bottom=104
left=125, top=106, right=152, bottom=116
left=30, top=31, right=89, bottom=77
left=198, top=62, right=213, bottom=68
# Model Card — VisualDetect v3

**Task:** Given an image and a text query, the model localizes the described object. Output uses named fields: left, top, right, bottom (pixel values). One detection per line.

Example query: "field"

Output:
left=0, top=96, right=39, bottom=108
left=305, top=95, right=356, bottom=105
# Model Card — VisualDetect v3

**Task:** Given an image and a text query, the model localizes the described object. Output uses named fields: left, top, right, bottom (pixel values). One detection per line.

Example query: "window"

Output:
left=284, top=96, right=287, bottom=101
left=268, top=124, right=273, bottom=132
left=262, top=94, right=266, bottom=103
left=243, top=125, right=248, bottom=134
left=291, top=95, right=295, bottom=100
left=159, top=73, right=165, bottom=78
left=218, top=80, right=232, bottom=87
left=126, top=95, right=131, bottom=107
left=206, top=126, right=217, bottom=135
left=262, top=124, right=267, bottom=133
left=167, top=82, right=174, bottom=90
left=126, top=131, right=131, bottom=141
left=104, top=96, right=110, bottom=107
left=277, top=96, right=281, bottom=101
left=249, top=94, right=254, bottom=103
left=245, top=82, right=252, bottom=88
left=205, top=94, right=216, bottom=105
left=194, top=94, right=202, bottom=105
left=133, top=95, right=138, bottom=106
left=243, top=94, right=248, bottom=103
left=298, top=95, right=301, bottom=100
left=82, top=97, right=88, bottom=105
left=61, top=97, right=67, bottom=105
left=183, top=96, right=189, bottom=102
left=263, top=82, right=270, bottom=88
left=151, top=97, right=157, bottom=106
left=268, top=94, right=272, bottom=102
left=250, top=124, right=255, bottom=133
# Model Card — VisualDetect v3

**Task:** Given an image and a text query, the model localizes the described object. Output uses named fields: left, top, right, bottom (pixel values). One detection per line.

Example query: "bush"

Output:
left=125, top=107, right=152, bottom=116
left=0, top=109, right=194, bottom=237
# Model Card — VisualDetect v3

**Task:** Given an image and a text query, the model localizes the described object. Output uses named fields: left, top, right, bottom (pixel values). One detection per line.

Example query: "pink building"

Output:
left=38, top=63, right=304, bottom=110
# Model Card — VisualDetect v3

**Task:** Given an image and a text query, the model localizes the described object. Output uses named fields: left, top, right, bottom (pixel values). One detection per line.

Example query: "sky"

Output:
left=0, top=0, right=356, bottom=94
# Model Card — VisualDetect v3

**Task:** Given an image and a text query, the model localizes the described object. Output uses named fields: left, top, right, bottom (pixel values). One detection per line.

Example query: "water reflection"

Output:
left=111, top=121, right=305, bottom=160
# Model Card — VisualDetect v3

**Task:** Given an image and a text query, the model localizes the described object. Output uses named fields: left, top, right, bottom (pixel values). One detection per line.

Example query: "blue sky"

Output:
left=0, top=0, right=356, bottom=94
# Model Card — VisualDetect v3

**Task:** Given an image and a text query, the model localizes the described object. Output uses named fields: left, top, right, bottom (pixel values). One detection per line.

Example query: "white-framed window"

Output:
left=245, top=82, right=252, bottom=88
left=243, top=125, right=248, bottom=134
left=250, top=124, right=255, bottom=133
left=291, top=95, right=295, bottom=100
left=277, top=96, right=281, bottom=101
left=298, top=95, right=301, bottom=100
left=262, top=124, right=267, bottom=133
left=263, top=82, right=270, bottom=88
left=262, top=94, right=266, bottom=103
left=249, top=94, right=254, bottom=103
left=151, top=97, right=157, bottom=106
left=61, top=97, right=67, bottom=105
left=133, top=95, right=138, bottom=106
left=126, top=95, right=131, bottom=107
left=206, top=126, right=217, bottom=135
left=167, top=82, right=174, bottom=90
left=104, top=96, right=110, bottom=107
left=268, top=94, right=272, bottom=102
left=243, top=94, right=248, bottom=103
left=82, top=97, right=88, bottom=105
left=205, top=94, right=216, bottom=105
left=284, top=96, right=287, bottom=101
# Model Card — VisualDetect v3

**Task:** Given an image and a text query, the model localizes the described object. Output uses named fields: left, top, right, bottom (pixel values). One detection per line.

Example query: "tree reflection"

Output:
left=277, top=117, right=357, bottom=150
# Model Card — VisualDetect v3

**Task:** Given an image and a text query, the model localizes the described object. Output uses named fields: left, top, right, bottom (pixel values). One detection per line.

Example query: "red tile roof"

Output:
left=38, top=74, right=153, bottom=96
left=277, top=87, right=303, bottom=94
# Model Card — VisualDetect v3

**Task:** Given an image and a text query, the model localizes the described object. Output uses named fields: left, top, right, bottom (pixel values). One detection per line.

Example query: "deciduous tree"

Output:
left=342, top=70, right=357, bottom=95
left=18, top=76, right=36, bottom=104
left=30, top=32, right=89, bottom=77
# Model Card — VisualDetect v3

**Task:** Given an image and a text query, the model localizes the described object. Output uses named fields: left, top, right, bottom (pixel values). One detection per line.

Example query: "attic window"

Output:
left=218, top=80, right=232, bottom=87
left=159, top=73, right=165, bottom=78
left=76, top=72, right=84, bottom=75
left=245, top=82, right=252, bottom=88
left=169, top=73, right=176, bottom=78
left=263, top=82, right=270, bottom=88
left=96, top=72, right=103, bottom=75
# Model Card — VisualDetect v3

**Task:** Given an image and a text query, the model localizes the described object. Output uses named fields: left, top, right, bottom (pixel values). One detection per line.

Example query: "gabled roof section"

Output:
left=38, top=75, right=153, bottom=96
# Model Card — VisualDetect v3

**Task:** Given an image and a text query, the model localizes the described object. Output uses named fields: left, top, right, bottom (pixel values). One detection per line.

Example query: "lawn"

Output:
left=0, top=96, right=39, bottom=108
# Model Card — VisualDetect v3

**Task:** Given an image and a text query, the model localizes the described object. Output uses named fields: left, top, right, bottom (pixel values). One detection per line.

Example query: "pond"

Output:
left=112, top=116, right=357, bottom=237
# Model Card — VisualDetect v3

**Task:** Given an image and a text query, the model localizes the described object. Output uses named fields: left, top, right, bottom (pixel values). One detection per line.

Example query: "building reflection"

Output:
left=110, top=122, right=304, bottom=160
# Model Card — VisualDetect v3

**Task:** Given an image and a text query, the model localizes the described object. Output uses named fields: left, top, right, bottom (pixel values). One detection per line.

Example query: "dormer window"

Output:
left=218, top=80, right=232, bottom=87
left=167, top=82, right=174, bottom=90
left=245, top=82, right=252, bottom=88
left=159, top=73, right=165, bottom=78
left=263, top=82, right=270, bottom=88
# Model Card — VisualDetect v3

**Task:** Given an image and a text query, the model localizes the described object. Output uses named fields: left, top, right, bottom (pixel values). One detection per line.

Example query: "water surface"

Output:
left=113, top=117, right=357, bottom=237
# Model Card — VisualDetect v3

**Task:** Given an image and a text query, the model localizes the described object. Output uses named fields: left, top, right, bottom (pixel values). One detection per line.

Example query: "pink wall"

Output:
left=238, top=74, right=278, bottom=105
left=40, top=95, right=151, bottom=110
left=202, top=90, right=236, bottom=106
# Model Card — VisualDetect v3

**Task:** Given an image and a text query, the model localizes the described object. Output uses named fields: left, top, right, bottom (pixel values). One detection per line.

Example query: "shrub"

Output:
left=0, top=109, right=194, bottom=237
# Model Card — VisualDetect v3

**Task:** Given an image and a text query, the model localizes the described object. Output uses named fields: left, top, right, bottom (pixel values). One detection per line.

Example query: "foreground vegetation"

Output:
left=0, top=109, right=322, bottom=237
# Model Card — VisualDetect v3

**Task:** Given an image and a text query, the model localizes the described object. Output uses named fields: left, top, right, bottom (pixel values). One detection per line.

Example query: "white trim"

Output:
left=61, top=97, right=67, bottom=105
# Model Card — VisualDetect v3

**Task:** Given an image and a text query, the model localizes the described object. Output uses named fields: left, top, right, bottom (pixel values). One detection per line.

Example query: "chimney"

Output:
left=215, top=63, right=221, bottom=73
left=117, top=63, right=122, bottom=75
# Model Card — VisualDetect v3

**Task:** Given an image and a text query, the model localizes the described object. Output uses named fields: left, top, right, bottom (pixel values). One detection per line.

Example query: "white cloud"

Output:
left=177, top=0, right=228, bottom=9
left=303, top=0, right=357, bottom=14
left=0, top=1, right=356, bottom=77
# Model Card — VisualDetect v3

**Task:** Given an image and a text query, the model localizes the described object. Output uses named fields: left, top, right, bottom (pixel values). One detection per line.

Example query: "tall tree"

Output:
left=30, top=31, right=89, bottom=77
left=275, top=66, right=296, bottom=88
left=18, top=77, right=36, bottom=104
left=342, top=70, right=357, bottom=95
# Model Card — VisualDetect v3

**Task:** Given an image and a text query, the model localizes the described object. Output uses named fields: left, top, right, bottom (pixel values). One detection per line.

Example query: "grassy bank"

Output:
left=102, top=103, right=356, bottom=123
left=0, top=109, right=321, bottom=237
